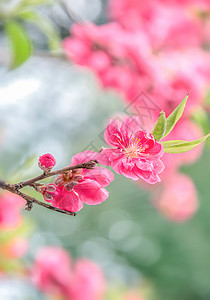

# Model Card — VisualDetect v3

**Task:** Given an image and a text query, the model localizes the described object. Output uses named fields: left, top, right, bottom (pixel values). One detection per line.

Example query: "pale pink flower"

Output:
left=97, top=116, right=164, bottom=183
left=0, top=193, right=24, bottom=230
left=45, top=151, right=114, bottom=212
left=31, top=247, right=106, bottom=300
left=154, top=173, right=198, bottom=222
left=67, top=259, right=105, bottom=300
left=31, top=247, right=72, bottom=297
left=108, top=0, right=202, bottom=49
left=38, top=153, right=56, bottom=172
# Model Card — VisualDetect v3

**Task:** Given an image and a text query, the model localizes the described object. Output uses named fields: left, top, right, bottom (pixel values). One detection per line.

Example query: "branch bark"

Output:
left=0, top=160, right=97, bottom=217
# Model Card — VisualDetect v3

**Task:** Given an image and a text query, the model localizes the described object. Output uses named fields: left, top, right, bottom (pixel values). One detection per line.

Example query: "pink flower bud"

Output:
left=38, top=153, right=56, bottom=172
left=41, top=184, right=60, bottom=202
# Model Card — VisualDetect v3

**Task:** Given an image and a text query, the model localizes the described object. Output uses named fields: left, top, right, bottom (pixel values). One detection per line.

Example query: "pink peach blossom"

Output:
left=154, top=173, right=198, bottom=222
left=97, top=116, right=164, bottom=183
left=38, top=153, right=56, bottom=172
left=44, top=151, right=114, bottom=212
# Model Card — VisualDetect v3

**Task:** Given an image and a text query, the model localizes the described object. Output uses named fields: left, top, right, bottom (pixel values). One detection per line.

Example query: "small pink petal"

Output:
left=71, top=151, right=98, bottom=165
left=104, top=119, right=124, bottom=147
left=83, top=167, right=114, bottom=187
left=97, top=148, right=123, bottom=166
left=74, top=179, right=109, bottom=205
left=54, top=188, right=83, bottom=212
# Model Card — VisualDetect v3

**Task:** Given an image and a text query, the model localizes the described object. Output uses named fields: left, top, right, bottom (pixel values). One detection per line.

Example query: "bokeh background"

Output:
left=0, top=0, right=210, bottom=299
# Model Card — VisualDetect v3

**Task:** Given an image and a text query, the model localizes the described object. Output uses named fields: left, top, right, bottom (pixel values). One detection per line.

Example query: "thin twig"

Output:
left=16, top=160, right=97, bottom=189
left=17, top=190, right=76, bottom=216
left=0, top=160, right=97, bottom=217
left=0, top=179, right=76, bottom=216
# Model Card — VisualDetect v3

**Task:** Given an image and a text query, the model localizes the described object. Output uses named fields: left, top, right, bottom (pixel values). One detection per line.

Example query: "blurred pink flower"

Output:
left=63, top=20, right=210, bottom=117
left=44, top=151, right=114, bottom=212
left=108, top=0, right=202, bottom=49
left=0, top=193, right=24, bottom=230
left=31, top=247, right=72, bottom=297
left=67, top=259, right=105, bottom=300
left=155, top=49, right=210, bottom=114
left=97, top=116, right=164, bottom=183
left=6, top=237, right=28, bottom=259
left=38, top=153, right=56, bottom=172
left=63, top=22, right=155, bottom=100
left=31, top=247, right=105, bottom=300
left=124, top=291, right=144, bottom=300
left=154, top=173, right=198, bottom=222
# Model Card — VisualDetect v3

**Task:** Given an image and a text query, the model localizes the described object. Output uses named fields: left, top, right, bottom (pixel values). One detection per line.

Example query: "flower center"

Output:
left=124, top=138, right=147, bottom=159
left=54, top=169, right=83, bottom=188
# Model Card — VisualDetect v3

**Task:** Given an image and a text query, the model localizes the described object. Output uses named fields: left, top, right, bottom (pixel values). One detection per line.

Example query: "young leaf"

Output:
left=5, top=21, right=32, bottom=69
left=18, top=11, right=60, bottom=51
left=151, top=111, right=166, bottom=141
left=163, top=94, right=189, bottom=138
left=162, top=133, right=210, bottom=153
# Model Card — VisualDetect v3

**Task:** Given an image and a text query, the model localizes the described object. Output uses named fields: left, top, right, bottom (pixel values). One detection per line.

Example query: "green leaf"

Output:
left=18, top=11, right=60, bottom=51
left=162, top=133, right=210, bottom=153
left=5, top=20, right=32, bottom=69
left=151, top=111, right=166, bottom=141
left=163, top=94, right=189, bottom=138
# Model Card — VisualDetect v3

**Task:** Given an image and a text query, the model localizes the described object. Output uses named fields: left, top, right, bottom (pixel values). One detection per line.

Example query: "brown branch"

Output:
left=0, top=160, right=97, bottom=217
left=16, top=190, right=76, bottom=216
left=0, top=179, right=76, bottom=216
left=16, top=160, right=97, bottom=189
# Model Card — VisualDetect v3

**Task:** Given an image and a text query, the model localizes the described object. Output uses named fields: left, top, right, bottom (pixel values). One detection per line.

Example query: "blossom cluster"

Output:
left=39, top=151, right=114, bottom=212
left=62, top=0, right=210, bottom=221
left=38, top=115, right=165, bottom=212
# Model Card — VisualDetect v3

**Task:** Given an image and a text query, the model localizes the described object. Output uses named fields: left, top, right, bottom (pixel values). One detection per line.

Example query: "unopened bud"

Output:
left=38, top=153, right=56, bottom=172
left=41, top=183, right=60, bottom=203
left=85, top=160, right=97, bottom=169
